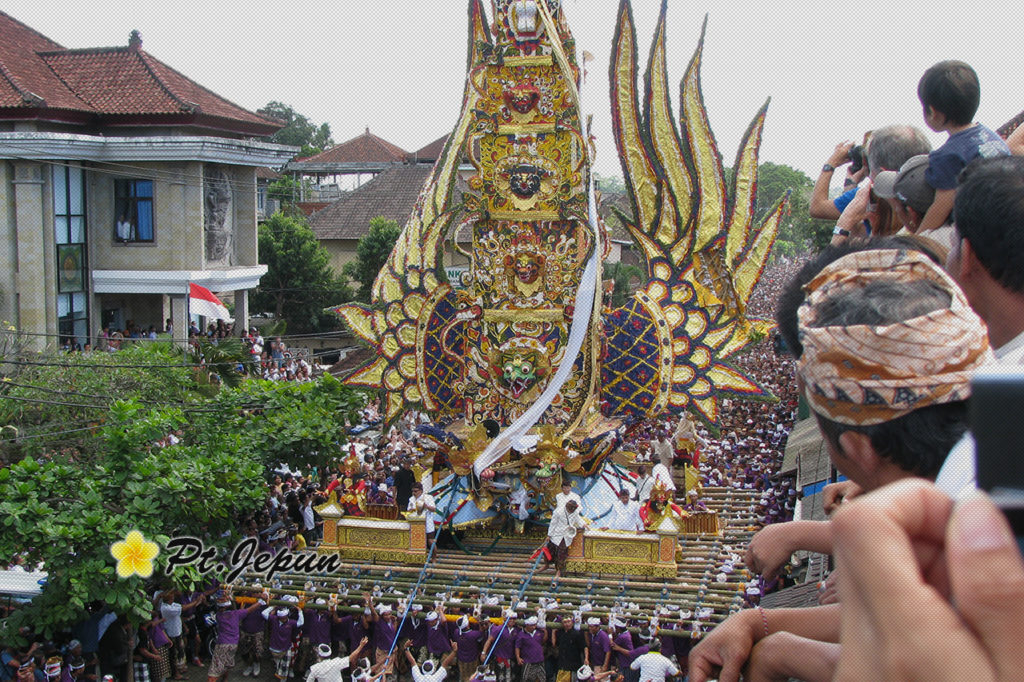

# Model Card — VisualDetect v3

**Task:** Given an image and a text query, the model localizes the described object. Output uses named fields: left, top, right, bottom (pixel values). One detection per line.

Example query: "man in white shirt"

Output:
left=650, top=460, right=675, bottom=495
left=404, top=649, right=455, bottom=682
left=634, top=466, right=654, bottom=503
left=554, top=480, right=582, bottom=511
left=630, top=640, right=678, bottom=682
left=306, top=638, right=369, bottom=682
left=936, top=157, right=1024, bottom=497
left=545, top=500, right=587, bottom=577
left=603, top=489, right=643, bottom=533
left=408, top=482, right=438, bottom=545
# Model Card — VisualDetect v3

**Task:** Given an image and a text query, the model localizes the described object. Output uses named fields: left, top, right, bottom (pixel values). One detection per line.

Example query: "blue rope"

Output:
left=379, top=476, right=460, bottom=670
left=481, top=550, right=545, bottom=667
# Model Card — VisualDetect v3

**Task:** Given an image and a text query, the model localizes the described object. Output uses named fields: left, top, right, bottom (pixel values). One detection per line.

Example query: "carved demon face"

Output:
left=504, top=81, right=541, bottom=115
left=512, top=252, right=542, bottom=284
left=508, top=164, right=542, bottom=198
left=501, top=349, right=540, bottom=399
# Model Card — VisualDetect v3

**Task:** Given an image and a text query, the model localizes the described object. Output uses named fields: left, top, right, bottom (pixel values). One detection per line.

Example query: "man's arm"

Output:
left=744, top=520, right=833, bottom=581
left=809, top=143, right=852, bottom=220
left=687, top=605, right=840, bottom=682
left=916, top=188, right=955, bottom=233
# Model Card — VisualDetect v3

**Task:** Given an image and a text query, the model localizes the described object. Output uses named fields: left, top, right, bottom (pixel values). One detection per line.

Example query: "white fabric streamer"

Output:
left=473, top=2, right=601, bottom=476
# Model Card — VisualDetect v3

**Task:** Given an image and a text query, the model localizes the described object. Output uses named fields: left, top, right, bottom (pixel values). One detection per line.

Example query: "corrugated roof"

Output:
left=0, top=12, right=280, bottom=135
left=309, top=165, right=433, bottom=240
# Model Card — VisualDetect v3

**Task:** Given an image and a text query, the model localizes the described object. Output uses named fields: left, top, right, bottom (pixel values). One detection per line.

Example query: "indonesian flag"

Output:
left=189, top=283, right=233, bottom=322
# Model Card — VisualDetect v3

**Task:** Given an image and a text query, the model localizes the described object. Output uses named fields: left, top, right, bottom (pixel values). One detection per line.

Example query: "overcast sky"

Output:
left=6, top=1, right=1020, bottom=196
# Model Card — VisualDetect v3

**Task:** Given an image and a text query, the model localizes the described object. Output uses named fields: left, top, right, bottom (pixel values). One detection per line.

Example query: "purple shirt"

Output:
left=373, top=619, right=398, bottom=652
left=349, top=618, right=370, bottom=651
left=657, top=627, right=675, bottom=659
left=408, top=619, right=428, bottom=648
left=268, top=616, right=299, bottom=651
left=333, top=615, right=351, bottom=644
left=455, top=629, right=485, bottom=663
left=488, top=624, right=518, bottom=661
left=515, top=628, right=545, bottom=664
left=150, top=623, right=170, bottom=648
left=216, top=609, right=247, bottom=646
left=426, top=621, right=452, bottom=655
left=304, top=610, right=333, bottom=646
left=625, top=644, right=650, bottom=665
left=242, top=608, right=266, bottom=635
left=613, top=632, right=633, bottom=669
left=588, top=629, right=611, bottom=668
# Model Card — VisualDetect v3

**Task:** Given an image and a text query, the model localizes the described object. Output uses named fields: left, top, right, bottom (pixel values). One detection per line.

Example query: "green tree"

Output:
left=258, top=101, right=334, bottom=157
left=266, top=174, right=316, bottom=209
left=252, top=213, right=351, bottom=333
left=0, top=343, right=198, bottom=463
left=0, top=400, right=266, bottom=638
left=603, top=261, right=643, bottom=308
left=752, top=162, right=833, bottom=253
left=193, top=373, right=367, bottom=473
left=343, top=217, right=402, bottom=303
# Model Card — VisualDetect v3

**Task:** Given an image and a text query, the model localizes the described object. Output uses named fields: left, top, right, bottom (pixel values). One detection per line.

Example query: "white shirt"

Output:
left=306, top=656, right=352, bottom=682
left=160, top=601, right=183, bottom=637
left=547, top=506, right=586, bottom=545
left=629, top=652, right=678, bottom=682
left=554, top=491, right=582, bottom=510
left=408, top=493, right=437, bottom=533
left=606, top=499, right=643, bottom=532
left=651, top=463, right=675, bottom=491
left=635, top=475, right=654, bottom=503
left=411, top=666, right=447, bottom=682
left=302, top=502, right=315, bottom=531
left=934, top=329, right=1024, bottom=499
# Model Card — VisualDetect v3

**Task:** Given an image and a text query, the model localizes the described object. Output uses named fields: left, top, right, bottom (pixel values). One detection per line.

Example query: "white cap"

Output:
left=276, top=608, right=290, bottom=617
left=411, top=604, right=423, bottom=612
left=317, top=644, right=332, bottom=658
left=425, top=611, right=438, bottom=622
left=577, top=666, right=593, bottom=681
left=524, top=616, right=538, bottom=626
left=586, top=617, right=601, bottom=626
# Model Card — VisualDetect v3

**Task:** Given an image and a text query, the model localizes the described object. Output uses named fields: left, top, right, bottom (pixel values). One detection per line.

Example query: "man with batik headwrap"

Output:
left=688, top=248, right=993, bottom=682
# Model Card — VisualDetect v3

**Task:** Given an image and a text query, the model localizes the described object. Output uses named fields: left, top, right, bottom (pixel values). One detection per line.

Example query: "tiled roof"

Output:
left=291, top=129, right=410, bottom=168
left=0, top=12, right=280, bottom=135
left=309, top=165, right=433, bottom=240
left=412, top=135, right=449, bottom=163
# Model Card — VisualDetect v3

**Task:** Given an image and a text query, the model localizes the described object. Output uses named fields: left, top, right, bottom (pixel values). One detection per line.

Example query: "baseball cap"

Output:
left=873, top=154, right=934, bottom=215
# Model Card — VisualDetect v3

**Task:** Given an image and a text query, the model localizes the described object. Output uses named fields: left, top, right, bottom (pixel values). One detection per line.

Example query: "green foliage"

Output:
left=752, top=162, right=833, bottom=254
left=252, top=213, right=351, bottom=333
left=259, top=101, right=334, bottom=158
left=192, top=374, right=367, bottom=473
left=267, top=175, right=316, bottom=209
left=0, top=328, right=368, bottom=638
left=0, top=400, right=265, bottom=638
left=603, top=261, right=643, bottom=308
left=343, top=217, right=402, bottom=303
left=0, top=343, right=196, bottom=462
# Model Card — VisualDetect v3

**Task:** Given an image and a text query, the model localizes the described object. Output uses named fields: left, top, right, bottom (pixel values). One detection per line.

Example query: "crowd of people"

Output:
left=12, top=57, right=1024, bottom=682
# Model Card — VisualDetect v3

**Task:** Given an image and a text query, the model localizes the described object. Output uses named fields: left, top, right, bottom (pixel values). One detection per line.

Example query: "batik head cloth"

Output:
left=797, top=249, right=992, bottom=426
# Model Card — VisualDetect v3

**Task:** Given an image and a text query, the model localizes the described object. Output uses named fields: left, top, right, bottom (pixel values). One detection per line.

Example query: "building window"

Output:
left=114, top=179, right=154, bottom=242
left=58, top=292, right=88, bottom=345
left=53, top=164, right=88, bottom=344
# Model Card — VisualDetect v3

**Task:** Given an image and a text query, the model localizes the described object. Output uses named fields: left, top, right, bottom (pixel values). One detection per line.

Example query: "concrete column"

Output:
left=13, top=162, right=47, bottom=351
left=233, top=288, right=249, bottom=336
left=169, top=294, right=188, bottom=348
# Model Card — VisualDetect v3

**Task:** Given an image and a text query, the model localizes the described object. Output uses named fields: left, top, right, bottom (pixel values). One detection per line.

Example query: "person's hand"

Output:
left=832, top=479, right=1024, bottom=681
left=826, top=141, right=854, bottom=169
left=687, top=609, right=758, bottom=682
left=744, top=632, right=840, bottom=682
left=744, top=524, right=798, bottom=582
left=833, top=181, right=873, bottom=241
left=816, top=571, right=840, bottom=605
left=822, top=480, right=863, bottom=515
